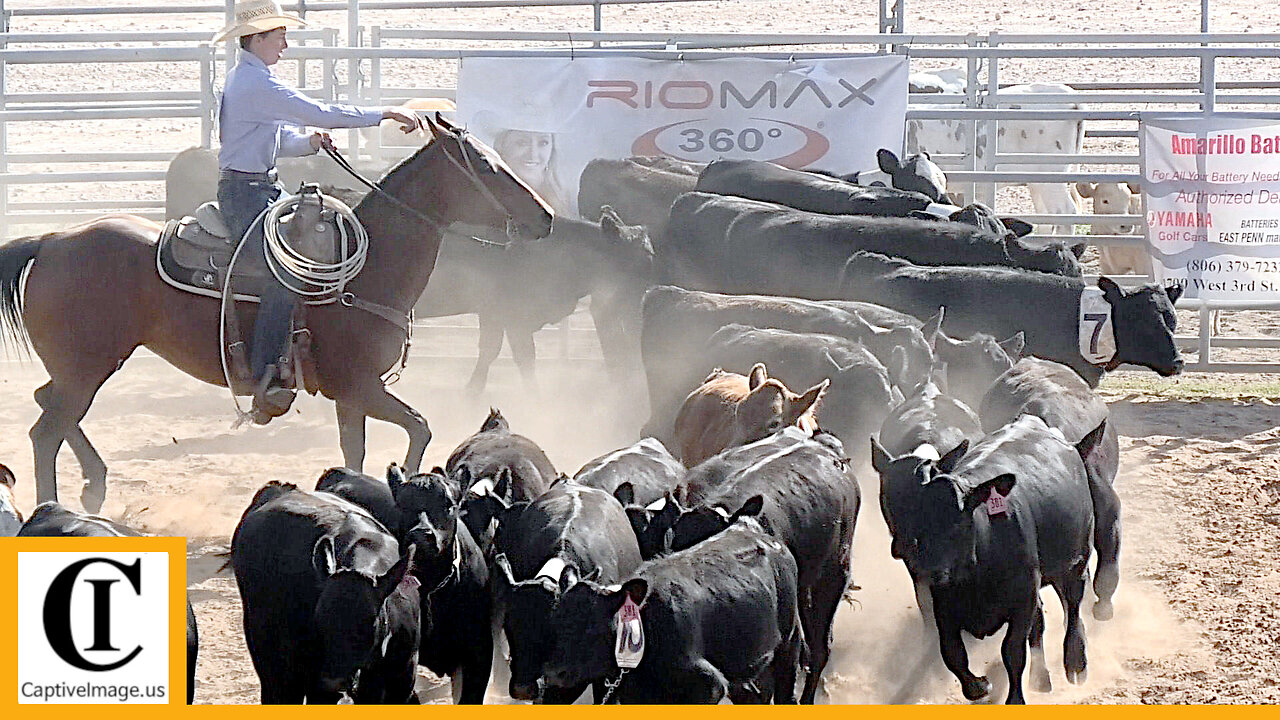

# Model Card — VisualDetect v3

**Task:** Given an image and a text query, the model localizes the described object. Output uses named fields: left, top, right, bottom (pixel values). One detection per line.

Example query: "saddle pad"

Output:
left=156, top=218, right=336, bottom=305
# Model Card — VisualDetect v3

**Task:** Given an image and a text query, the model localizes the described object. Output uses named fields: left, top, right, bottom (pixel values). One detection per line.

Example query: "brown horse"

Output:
left=0, top=114, right=553, bottom=512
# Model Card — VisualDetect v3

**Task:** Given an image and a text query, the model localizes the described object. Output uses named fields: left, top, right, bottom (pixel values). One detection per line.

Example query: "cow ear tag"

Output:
left=614, top=596, right=645, bottom=668
left=985, top=488, right=1009, bottom=517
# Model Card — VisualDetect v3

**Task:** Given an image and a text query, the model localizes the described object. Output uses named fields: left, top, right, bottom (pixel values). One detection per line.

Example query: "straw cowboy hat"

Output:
left=212, top=0, right=307, bottom=43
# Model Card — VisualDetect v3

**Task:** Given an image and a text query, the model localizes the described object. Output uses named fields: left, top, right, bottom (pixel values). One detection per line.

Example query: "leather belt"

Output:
left=220, top=168, right=278, bottom=183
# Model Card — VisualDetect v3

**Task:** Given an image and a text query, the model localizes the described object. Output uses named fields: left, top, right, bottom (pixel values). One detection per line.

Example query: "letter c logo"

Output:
left=42, top=557, right=143, bottom=672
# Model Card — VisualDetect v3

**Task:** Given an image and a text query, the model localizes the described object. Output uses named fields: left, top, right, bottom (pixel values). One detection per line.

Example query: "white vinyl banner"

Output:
left=1141, top=117, right=1280, bottom=304
left=456, top=56, right=908, bottom=217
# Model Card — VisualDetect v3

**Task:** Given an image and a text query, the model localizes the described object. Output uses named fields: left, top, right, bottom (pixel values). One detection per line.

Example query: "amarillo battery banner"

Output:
left=1140, top=116, right=1280, bottom=304
left=456, top=55, right=908, bottom=217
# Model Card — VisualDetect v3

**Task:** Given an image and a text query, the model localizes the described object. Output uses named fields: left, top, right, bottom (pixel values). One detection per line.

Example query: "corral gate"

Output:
left=0, top=0, right=1275, bottom=372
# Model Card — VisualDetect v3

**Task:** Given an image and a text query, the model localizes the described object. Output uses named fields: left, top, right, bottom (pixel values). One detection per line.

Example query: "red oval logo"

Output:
left=630, top=117, right=830, bottom=168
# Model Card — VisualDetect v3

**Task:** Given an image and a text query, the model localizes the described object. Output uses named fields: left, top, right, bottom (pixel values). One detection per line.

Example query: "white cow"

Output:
left=907, top=74, right=1083, bottom=237
left=1076, top=181, right=1150, bottom=276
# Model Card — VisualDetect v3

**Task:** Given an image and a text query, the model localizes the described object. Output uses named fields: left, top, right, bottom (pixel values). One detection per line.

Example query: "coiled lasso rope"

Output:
left=262, top=191, right=368, bottom=297
left=220, top=189, right=369, bottom=426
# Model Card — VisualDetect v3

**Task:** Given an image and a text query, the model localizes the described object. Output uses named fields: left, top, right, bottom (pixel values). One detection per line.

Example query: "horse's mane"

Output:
left=351, top=136, right=440, bottom=215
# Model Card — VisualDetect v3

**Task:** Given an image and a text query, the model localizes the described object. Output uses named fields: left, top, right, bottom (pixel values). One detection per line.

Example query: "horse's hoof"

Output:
left=1031, top=671, right=1053, bottom=693
left=961, top=676, right=991, bottom=701
left=81, top=483, right=106, bottom=514
left=1092, top=598, right=1114, bottom=621
left=1066, top=667, right=1088, bottom=685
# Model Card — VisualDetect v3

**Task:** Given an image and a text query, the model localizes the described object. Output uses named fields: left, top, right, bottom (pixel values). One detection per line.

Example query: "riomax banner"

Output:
left=456, top=55, right=909, bottom=217
left=1140, top=116, right=1280, bottom=304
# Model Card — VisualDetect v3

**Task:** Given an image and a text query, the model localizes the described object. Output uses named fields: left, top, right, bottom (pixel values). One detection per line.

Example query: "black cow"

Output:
left=573, top=437, right=685, bottom=506
left=540, top=517, right=803, bottom=703
left=578, top=157, right=698, bottom=246
left=849, top=148, right=950, bottom=201
left=697, top=157, right=936, bottom=216
left=680, top=427, right=858, bottom=703
left=702, top=324, right=899, bottom=454
left=415, top=209, right=653, bottom=391
left=492, top=482, right=643, bottom=703
left=456, top=467, right=513, bottom=559
left=874, top=415, right=1102, bottom=703
left=383, top=465, right=494, bottom=703
left=612, top=485, right=763, bottom=561
left=19, top=502, right=200, bottom=705
left=979, top=357, right=1122, bottom=620
left=639, top=285, right=936, bottom=442
left=230, top=483, right=418, bottom=704
left=315, top=467, right=399, bottom=533
left=446, top=408, right=557, bottom=502
left=701, top=158, right=1037, bottom=248
left=878, top=364, right=984, bottom=460
left=822, top=302, right=1023, bottom=409
left=661, top=192, right=1079, bottom=298
left=839, top=256, right=1184, bottom=386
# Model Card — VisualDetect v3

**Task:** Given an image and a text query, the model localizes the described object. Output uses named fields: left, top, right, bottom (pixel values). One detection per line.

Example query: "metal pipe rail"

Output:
left=3, top=0, right=739, bottom=17
left=9, top=200, right=164, bottom=210
left=0, top=171, right=164, bottom=184
left=0, top=107, right=202, bottom=122
left=4, top=152, right=179, bottom=163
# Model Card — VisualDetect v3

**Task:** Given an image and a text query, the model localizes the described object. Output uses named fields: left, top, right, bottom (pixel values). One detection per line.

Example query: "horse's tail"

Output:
left=0, top=236, right=44, bottom=355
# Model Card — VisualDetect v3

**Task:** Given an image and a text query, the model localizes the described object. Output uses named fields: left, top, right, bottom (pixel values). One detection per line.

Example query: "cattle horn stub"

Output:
left=922, top=307, right=945, bottom=348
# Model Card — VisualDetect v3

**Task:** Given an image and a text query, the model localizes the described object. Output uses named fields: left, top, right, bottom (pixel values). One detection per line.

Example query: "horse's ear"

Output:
left=434, top=112, right=459, bottom=133
left=423, top=112, right=446, bottom=139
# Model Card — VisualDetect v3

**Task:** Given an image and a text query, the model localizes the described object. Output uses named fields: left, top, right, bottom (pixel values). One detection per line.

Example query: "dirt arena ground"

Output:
left=1, top=0, right=1278, bottom=705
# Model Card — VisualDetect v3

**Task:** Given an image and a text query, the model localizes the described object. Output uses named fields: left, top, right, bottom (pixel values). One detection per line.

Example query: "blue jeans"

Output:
left=217, top=174, right=296, bottom=385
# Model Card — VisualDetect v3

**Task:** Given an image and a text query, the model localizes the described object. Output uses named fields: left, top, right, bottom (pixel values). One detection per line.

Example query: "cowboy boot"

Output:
left=251, top=365, right=297, bottom=424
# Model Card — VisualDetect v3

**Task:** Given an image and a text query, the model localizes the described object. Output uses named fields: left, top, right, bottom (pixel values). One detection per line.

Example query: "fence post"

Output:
left=200, top=45, right=214, bottom=148
left=977, top=32, right=997, bottom=207
left=369, top=24, right=382, bottom=160
left=322, top=27, right=338, bottom=103
left=957, top=33, right=980, bottom=206
left=346, top=0, right=361, bottom=157
left=0, top=0, right=9, bottom=237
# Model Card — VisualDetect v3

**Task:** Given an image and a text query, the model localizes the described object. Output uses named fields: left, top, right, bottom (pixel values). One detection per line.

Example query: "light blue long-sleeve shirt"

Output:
left=218, top=50, right=383, bottom=172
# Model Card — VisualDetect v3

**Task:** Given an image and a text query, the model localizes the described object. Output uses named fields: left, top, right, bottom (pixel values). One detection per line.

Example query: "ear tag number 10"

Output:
left=615, top=596, right=644, bottom=668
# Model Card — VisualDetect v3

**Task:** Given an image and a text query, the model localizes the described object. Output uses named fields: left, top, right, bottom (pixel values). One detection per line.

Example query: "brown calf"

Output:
left=673, top=363, right=828, bottom=467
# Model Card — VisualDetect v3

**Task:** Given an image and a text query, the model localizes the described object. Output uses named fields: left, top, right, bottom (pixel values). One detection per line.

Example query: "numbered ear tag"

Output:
left=985, top=489, right=1009, bottom=517
left=1079, top=287, right=1116, bottom=365
left=614, top=596, right=645, bottom=669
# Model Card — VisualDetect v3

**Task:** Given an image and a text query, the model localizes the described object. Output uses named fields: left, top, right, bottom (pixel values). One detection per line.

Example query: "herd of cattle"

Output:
left=5, top=148, right=1188, bottom=704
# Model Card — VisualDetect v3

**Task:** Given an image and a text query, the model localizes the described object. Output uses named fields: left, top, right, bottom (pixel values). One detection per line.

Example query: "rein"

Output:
left=321, top=131, right=521, bottom=246
left=321, top=144, right=446, bottom=230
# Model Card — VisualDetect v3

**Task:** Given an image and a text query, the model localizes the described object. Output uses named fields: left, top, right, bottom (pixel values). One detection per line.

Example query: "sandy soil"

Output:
left=0, top=0, right=1278, bottom=706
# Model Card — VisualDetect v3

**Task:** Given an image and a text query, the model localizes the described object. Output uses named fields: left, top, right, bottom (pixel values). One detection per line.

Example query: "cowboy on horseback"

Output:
left=213, top=0, right=418, bottom=423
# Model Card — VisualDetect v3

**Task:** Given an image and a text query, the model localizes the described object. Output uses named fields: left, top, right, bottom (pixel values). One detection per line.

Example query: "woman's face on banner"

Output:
left=497, top=130, right=555, bottom=178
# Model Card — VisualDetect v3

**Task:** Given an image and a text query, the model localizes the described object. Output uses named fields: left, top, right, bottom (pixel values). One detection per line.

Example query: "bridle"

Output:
left=320, top=120, right=517, bottom=234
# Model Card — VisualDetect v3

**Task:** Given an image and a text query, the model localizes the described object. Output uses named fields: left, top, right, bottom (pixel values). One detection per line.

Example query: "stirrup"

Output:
left=251, top=373, right=296, bottom=424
